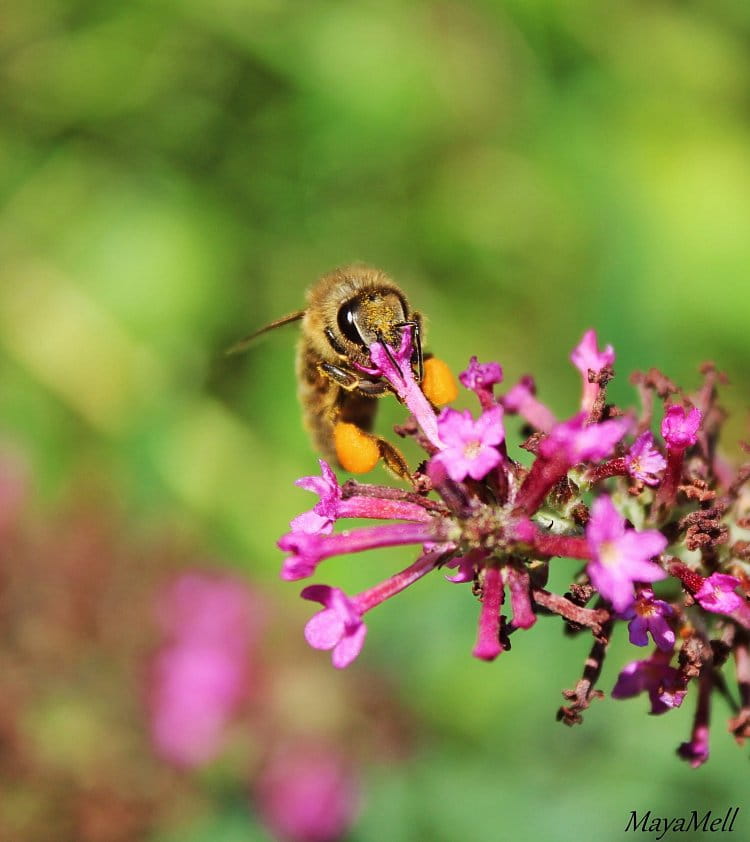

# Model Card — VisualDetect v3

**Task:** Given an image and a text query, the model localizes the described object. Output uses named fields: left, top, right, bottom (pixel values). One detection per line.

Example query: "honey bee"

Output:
left=229, top=265, right=455, bottom=478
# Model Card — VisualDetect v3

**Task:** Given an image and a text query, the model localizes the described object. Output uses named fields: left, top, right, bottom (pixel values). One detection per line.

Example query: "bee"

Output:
left=229, top=265, right=456, bottom=478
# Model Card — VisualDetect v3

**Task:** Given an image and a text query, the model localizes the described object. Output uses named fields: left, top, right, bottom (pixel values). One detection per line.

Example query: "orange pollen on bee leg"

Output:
left=422, top=357, right=458, bottom=406
left=334, top=422, right=380, bottom=474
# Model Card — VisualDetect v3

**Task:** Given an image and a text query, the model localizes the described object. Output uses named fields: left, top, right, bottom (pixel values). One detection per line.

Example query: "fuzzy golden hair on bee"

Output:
left=229, top=265, right=456, bottom=480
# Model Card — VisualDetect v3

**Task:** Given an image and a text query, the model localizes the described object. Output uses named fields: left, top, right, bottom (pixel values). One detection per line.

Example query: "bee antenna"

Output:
left=225, top=310, right=305, bottom=356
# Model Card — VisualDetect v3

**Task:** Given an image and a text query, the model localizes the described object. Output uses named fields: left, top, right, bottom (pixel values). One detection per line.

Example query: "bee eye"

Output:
left=336, top=301, right=367, bottom=347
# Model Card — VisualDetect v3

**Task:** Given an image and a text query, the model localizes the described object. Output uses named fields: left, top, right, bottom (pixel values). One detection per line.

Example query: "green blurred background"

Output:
left=2, top=1, right=750, bottom=840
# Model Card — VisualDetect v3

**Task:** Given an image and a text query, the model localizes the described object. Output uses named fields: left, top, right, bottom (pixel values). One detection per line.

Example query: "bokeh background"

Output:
left=2, top=1, right=750, bottom=840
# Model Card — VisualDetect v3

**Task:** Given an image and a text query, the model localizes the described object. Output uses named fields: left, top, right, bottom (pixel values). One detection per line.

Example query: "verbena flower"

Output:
left=291, top=459, right=434, bottom=535
left=625, top=588, right=675, bottom=651
left=459, top=356, right=503, bottom=410
left=276, top=324, right=750, bottom=766
left=661, top=405, right=702, bottom=450
left=624, top=432, right=667, bottom=486
left=429, top=406, right=505, bottom=482
left=611, top=652, right=687, bottom=715
left=585, top=496, right=667, bottom=613
left=571, top=329, right=615, bottom=414
left=694, top=573, right=743, bottom=614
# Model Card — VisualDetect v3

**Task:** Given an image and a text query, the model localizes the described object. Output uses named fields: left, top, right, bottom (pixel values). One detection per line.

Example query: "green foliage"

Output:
left=2, top=1, right=750, bottom=839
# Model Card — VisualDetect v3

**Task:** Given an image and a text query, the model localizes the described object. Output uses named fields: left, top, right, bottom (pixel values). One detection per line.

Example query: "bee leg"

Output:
left=320, top=363, right=390, bottom=396
left=374, top=437, right=414, bottom=484
left=320, top=362, right=360, bottom=390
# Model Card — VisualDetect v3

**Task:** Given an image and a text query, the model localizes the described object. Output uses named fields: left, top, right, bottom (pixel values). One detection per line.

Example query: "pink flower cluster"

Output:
left=279, top=328, right=750, bottom=767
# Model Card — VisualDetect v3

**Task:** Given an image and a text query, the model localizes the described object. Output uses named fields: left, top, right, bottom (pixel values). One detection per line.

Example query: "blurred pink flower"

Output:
left=255, top=745, right=360, bottom=842
left=149, top=572, right=264, bottom=768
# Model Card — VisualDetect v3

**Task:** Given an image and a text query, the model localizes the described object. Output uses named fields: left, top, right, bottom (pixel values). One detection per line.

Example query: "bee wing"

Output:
left=225, top=310, right=305, bottom=356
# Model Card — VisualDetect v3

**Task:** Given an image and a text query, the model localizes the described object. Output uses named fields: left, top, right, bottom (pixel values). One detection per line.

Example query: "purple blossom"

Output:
left=661, top=405, right=702, bottom=450
left=291, top=459, right=435, bottom=534
left=570, top=329, right=615, bottom=412
left=612, top=653, right=687, bottom=714
left=626, top=588, right=675, bottom=651
left=276, top=319, right=750, bottom=766
left=677, top=670, right=712, bottom=768
left=459, top=357, right=503, bottom=410
left=502, top=376, right=556, bottom=433
left=694, top=573, right=743, bottom=615
left=302, top=585, right=367, bottom=669
left=624, top=432, right=667, bottom=486
left=570, top=329, right=615, bottom=378
left=678, top=725, right=710, bottom=769
left=540, top=413, right=630, bottom=464
left=300, top=551, right=443, bottom=667
left=429, top=406, right=505, bottom=482
left=459, top=356, right=503, bottom=392
left=585, top=496, right=667, bottom=613
left=291, top=460, right=341, bottom=534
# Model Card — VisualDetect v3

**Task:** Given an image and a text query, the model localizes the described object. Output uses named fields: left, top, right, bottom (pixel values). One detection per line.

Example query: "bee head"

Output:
left=336, top=291, right=406, bottom=350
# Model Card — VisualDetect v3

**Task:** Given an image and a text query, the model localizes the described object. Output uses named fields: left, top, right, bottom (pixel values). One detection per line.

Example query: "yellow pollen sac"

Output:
left=422, top=357, right=458, bottom=406
left=334, top=422, right=380, bottom=474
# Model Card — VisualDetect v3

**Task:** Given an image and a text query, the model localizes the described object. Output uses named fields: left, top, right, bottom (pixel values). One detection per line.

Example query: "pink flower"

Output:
left=291, top=460, right=342, bottom=534
left=570, top=329, right=615, bottom=378
left=459, top=356, right=503, bottom=392
left=678, top=724, right=710, bottom=769
left=612, top=652, right=687, bottom=714
left=624, top=432, right=667, bottom=486
left=585, top=496, right=667, bottom=613
left=570, top=329, right=615, bottom=412
left=149, top=573, right=262, bottom=768
left=429, top=406, right=505, bottom=482
left=661, top=405, right=702, bottom=450
left=255, top=745, right=360, bottom=842
left=291, top=460, right=435, bottom=534
left=694, top=573, right=743, bottom=615
left=626, top=588, right=675, bottom=651
left=540, top=413, right=630, bottom=464
left=299, top=550, right=443, bottom=667
left=302, top=585, right=367, bottom=669
left=502, top=375, right=556, bottom=433
left=459, top=357, right=503, bottom=410
left=677, top=671, right=712, bottom=769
